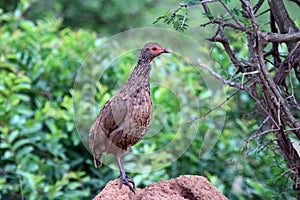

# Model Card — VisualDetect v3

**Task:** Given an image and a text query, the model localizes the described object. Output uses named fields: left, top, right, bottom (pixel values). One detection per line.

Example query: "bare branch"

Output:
left=207, top=31, right=244, bottom=72
left=187, top=88, right=240, bottom=124
left=268, top=0, right=299, bottom=50
left=257, top=139, right=276, bottom=153
left=240, top=0, right=259, bottom=34
left=273, top=42, right=300, bottom=85
left=285, top=127, right=300, bottom=133
left=260, top=31, right=300, bottom=43
left=219, top=0, right=245, bottom=28
left=253, top=0, right=265, bottom=14
left=246, top=87, right=281, bottom=129
left=179, top=0, right=219, bottom=7
left=255, top=8, right=270, bottom=18
left=201, top=2, right=214, bottom=20
left=180, top=7, right=189, bottom=30
left=200, top=18, right=250, bottom=33
left=197, top=59, right=243, bottom=89
left=249, top=128, right=280, bottom=141
left=264, top=11, right=281, bottom=68
left=247, top=116, right=270, bottom=140
left=193, top=0, right=300, bottom=196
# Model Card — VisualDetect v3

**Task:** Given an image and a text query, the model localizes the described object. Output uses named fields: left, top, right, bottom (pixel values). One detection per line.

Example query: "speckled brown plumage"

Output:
left=89, top=42, right=170, bottom=192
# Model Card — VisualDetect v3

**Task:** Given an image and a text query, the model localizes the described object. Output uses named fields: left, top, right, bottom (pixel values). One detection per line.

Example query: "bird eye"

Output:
left=152, top=47, right=157, bottom=51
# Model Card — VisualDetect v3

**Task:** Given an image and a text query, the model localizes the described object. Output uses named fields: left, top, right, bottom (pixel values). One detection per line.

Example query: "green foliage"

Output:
left=153, top=7, right=189, bottom=31
left=1, top=1, right=299, bottom=200
left=1, top=0, right=159, bottom=35
left=0, top=2, right=100, bottom=199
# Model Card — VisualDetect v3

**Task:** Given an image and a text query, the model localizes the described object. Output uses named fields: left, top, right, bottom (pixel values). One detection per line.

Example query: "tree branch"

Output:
left=179, top=0, right=218, bottom=7
left=249, top=128, right=280, bottom=141
left=201, top=2, right=214, bottom=20
left=264, top=11, right=281, bottom=68
left=273, top=42, right=300, bottom=85
left=187, top=88, right=240, bottom=124
left=207, top=30, right=244, bottom=73
left=268, top=0, right=299, bottom=50
left=260, top=31, right=300, bottom=43
left=197, top=59, right=243, bottom=89
left=253, top=0, right=265, bottom=14
left=219, top=0, right=245, bottom=28
left=200, top=18, right=250, bottom=33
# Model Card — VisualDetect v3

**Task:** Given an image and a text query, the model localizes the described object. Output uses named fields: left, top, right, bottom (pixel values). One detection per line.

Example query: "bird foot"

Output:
left=119, top=174, right=135, bottom=193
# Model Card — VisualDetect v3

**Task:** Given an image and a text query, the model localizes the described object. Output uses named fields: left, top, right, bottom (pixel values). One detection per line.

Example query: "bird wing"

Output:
left=89, top=95, right=128, bottom=167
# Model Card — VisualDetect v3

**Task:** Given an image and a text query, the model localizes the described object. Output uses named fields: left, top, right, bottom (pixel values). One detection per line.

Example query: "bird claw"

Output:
left=119, top=175, right=135, bottom=193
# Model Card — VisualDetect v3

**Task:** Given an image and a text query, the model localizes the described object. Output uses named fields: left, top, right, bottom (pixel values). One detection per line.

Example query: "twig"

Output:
left=284, top=127, right=300, bottom=133
left=284, top=73, right=300, bottom=110
left=200, top=18, right=250, bottom=33
left=263, top=10, right=281, bottom=67
left=207, top=30, right=245, bottom=74
left=197, top=59, right=243, bottom=89
left=172, top=7, right=180, bottom=17
left=253, top=0, right=265, bottom=14
left=255, top=9, right=270, bottom=18
left=219, top=0, right=245, bottom=28
left=201, top=2, right=214, bottom=20
left=241, top=70, right=259, bottom=89
left=179, top=0, right=219, bottom=7
left=240, top=0, right=259, bottom=34
left=246, top=87, right=281, bottom=129
left=248, top=116, right=270, bottom=140
left=187, top=89, right=240, bottom=124
left=258, top=139, right=276, bottom=153
left=180, top=6, right=189, bottom=30
left=248, top=125, right=280, bottom=142
left=273, top=41, right=300, bottom=85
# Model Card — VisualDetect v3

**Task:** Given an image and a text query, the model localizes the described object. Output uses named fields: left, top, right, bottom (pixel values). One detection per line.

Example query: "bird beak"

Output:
left=163, top=48, right=171, bottom=53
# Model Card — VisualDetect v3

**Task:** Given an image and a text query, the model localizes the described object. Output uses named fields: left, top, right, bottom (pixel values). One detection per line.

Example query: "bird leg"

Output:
left=115, top=155, right=135, bottom=193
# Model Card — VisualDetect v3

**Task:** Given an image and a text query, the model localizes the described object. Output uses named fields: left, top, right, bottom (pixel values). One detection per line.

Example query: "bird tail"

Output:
left=94, top=156, right=103, bottom=168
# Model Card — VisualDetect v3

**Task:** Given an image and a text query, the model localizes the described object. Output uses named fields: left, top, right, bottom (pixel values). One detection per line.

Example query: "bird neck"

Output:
left=124, top=58, right=151, bottom=91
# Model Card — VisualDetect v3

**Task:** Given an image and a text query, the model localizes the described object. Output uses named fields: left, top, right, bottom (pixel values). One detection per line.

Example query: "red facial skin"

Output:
left=149, top=46, right=170, bottom=62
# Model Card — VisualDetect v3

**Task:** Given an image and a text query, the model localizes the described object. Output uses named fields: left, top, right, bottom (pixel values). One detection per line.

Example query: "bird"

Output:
left=89, top=42, right=170, bottom=193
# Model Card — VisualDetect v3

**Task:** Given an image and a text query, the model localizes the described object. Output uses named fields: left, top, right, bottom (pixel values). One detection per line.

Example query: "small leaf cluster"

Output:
left=153, top=7, right=189, bottom=32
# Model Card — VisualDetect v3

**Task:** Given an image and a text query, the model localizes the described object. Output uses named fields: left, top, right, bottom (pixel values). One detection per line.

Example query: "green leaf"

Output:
left=8, top=130, right=20, bottom=143
left=16, top=146, right=34, bottom=160
left=153, top=15, right=166, bottom=24
left=12, top=138, right=33, bottom=150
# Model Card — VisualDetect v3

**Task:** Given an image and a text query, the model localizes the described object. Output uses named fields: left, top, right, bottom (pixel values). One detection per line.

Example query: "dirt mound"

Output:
left=93, top=175, right=227, bottom=200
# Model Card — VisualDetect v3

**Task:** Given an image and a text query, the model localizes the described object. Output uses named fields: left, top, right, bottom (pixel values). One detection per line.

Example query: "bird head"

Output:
left=141, top=42, right=170, bottom=62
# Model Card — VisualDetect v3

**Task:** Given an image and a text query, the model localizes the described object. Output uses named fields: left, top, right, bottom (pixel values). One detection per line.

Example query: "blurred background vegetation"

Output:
left=0, top=0, right=299, bottom=199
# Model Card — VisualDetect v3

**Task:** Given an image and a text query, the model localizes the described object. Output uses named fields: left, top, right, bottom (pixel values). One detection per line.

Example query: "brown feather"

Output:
left=89, top=42, right=169, bottom=169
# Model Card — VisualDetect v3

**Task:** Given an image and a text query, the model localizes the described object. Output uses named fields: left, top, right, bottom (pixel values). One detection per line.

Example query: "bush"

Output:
left=0, top=3, right=98, bottom=199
